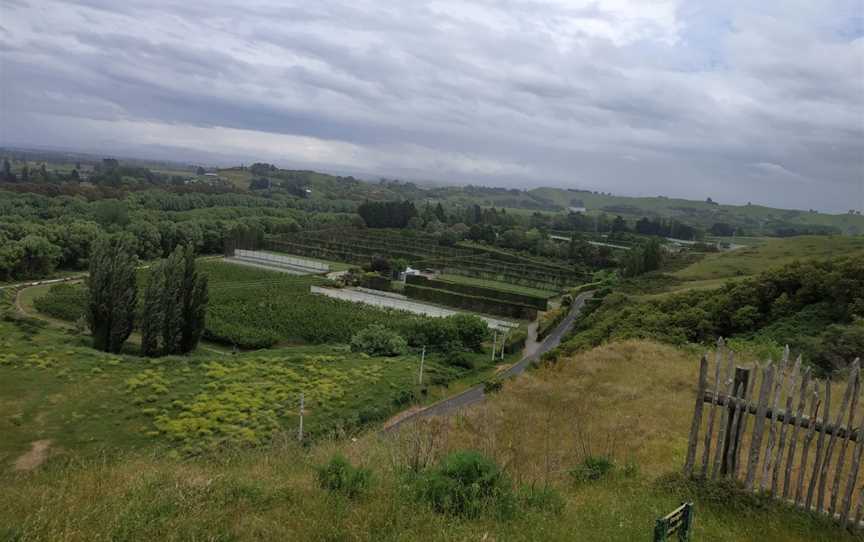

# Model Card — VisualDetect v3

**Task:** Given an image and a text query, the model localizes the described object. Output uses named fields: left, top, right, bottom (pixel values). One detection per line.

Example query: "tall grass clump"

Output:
left=316, top=454, right=372, bottom=498
left=410, top=450, right=517, bottom=519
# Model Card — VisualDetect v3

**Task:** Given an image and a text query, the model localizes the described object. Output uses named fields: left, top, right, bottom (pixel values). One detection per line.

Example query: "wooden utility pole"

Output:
left=418, top=346, right=426, bottom=385
left=491, top=331, right=498, bottom=361
left=298, top=393, right=304, bottom=442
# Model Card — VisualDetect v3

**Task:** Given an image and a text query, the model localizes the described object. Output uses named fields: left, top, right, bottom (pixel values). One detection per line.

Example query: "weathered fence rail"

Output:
left=684, top=339, right=863, bottom=530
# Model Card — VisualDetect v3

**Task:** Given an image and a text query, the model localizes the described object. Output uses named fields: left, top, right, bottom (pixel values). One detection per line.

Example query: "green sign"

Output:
left=654, top=502, right=694, bottom=542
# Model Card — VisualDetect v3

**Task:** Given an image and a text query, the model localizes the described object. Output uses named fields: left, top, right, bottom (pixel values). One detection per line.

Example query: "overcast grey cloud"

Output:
left=0, top=0, right=862, bottom=211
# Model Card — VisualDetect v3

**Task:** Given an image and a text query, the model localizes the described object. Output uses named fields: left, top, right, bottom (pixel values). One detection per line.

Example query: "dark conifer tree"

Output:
left=87, top=236, right=138, bottom=353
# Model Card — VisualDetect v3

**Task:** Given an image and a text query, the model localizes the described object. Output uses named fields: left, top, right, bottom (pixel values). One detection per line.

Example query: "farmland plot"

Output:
left=310, top=286, right=518, bottom=331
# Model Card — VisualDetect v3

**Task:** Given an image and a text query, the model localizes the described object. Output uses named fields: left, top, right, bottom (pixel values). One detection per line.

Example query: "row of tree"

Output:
left=0, top=188, right=359, bottom=282
left=357, top=200, right=418, bottom=228
left=86, top=238, right=209, bottom=356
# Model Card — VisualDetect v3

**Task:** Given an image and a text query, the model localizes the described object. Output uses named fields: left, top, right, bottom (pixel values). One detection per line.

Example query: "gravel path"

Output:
left=384, top=291, right=594, bottom=432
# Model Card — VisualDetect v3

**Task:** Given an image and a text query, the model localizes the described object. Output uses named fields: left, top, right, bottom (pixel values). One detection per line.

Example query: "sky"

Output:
left=0, top=0, right=862, bottom=212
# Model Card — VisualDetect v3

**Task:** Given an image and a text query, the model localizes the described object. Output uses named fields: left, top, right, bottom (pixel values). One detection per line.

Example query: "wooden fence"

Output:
left=684, top=339, right=862, bottom=530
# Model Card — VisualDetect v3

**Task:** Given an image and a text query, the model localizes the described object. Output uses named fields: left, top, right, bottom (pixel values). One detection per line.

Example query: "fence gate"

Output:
left=684, top=339, right=863, bottom=530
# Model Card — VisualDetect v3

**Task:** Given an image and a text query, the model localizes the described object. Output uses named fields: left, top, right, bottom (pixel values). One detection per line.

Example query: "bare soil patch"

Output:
left=14, top=440, right=52, bottom=471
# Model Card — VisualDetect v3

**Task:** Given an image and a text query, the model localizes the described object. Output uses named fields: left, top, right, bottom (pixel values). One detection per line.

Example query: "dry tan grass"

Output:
left=1, top=340, right=859, bottom=541
left=437, top=340, right=699, bottom=480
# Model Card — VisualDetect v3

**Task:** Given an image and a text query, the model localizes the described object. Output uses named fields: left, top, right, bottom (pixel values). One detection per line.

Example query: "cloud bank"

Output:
left=1, top=0, right=862, bottom=211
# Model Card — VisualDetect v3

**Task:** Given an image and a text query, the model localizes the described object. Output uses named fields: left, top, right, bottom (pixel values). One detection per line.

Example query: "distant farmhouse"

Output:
left=569, top=198, right=586, bottom=213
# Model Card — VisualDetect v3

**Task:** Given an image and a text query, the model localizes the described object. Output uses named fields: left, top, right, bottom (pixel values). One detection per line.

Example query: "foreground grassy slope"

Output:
left=1, top=340, right=855, bottom=541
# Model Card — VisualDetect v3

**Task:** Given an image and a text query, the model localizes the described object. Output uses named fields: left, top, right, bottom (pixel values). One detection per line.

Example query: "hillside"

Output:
left=529, top=187, right=864, bottom=236
left=673, top=236, right=864, bottom=282
left=566, top=255, right=864, bottom=376
left=5, top=148, right=862, bottom=237
left=1, top=340, right=853, bottom=541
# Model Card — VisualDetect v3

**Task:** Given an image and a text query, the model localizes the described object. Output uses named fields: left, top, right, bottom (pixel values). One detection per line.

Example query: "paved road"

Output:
left=384, top=290, right=594, bottom=432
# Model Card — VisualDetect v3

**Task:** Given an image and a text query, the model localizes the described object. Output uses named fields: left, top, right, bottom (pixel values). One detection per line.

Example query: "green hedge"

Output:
left=404, top=284, right=537, bottom=321
left=406, top=275, right=549, bottom=310
left=360, top=273, right=393, bottom=291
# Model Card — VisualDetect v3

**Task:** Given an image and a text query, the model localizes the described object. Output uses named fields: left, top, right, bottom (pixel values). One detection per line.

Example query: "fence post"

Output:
left=684, top=354, right=709, bottom=477
left=721, top=366, right=750, bottom=476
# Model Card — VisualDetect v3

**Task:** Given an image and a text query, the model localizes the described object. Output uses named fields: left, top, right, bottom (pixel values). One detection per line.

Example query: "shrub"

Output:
left=405, top=315, right=489, bottom=353
left=517, top=484, right=565, bottom=515
left=393, top=389, right=416, bottom=406
left=350, top=324, right=407, bottom=356
left=448, top=314, right=489, bottom=352
left=412, top=451, right=515, bottom=518
left=483, top=378, right=503, bottom=394
left=569, top=455, right=615, bottom=483
left=365, top=255, right=393, bottom=275
left=445, top=350, right=473, bottom=369
left=404, top=318, right=459, bottom=349
left=316, top=454, right=372, bottom=499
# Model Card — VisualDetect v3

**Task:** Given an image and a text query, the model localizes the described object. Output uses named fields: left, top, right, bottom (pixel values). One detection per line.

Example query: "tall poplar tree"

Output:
left=87, top=236, right=138, bottom=353
left=141, top=244, right=208, bottom=356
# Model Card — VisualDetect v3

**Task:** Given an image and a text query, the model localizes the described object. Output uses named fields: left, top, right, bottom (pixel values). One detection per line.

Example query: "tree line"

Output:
left=0, top=189, right=357, bottom=282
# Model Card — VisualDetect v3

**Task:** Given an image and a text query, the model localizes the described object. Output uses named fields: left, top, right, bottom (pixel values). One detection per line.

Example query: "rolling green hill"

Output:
left=221, top=165, right=864, bottom=236
left=529, top=187, right=864, bottom=235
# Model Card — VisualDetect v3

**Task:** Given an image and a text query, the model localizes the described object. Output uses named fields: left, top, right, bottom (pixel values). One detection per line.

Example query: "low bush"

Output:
left=448, top=314, right=489, bottom=352
left=569, top=455, right=615, bottom=483
left=392, top=389, right=416, bottom=406
left=404, top=314, right=489, bottom=352
left=411, top=450, right=516, bottom=518
left=316, top=455, right=372, bottom=499
left=517, top=484, right=565, bottom=515
left=501, top=328, right=527, bottom=354
left=483, top=378, right=503, bottom=394
left=445, top=350, right=473, bottom=370
left=350, top=325, right=408, bottom=357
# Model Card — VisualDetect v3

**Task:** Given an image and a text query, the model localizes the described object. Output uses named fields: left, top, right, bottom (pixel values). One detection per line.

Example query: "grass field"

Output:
left=217, top=167, right=253, bottom=189
left=705, top=236, right=771, bottom=247
left=628, top=235, right=864, bottom=300
left=1, top=340, right=855, bottom=541
left=0, top=292, right=514, bottom=465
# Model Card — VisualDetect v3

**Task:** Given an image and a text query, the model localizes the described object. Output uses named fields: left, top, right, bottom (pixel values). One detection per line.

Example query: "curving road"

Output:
left=384, top=290, right=594, bottom=432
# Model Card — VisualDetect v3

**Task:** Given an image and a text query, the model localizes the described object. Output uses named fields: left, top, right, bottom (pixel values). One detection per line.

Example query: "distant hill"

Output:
left=528, top=187, right=864, bottom=236
left=223, top=163, right=864, bottom=236
left=3, top=145, right=860, bottom=236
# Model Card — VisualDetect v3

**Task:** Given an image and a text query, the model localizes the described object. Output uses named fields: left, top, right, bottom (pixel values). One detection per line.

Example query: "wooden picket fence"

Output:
left=684, top=339, right=863, bottom=530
